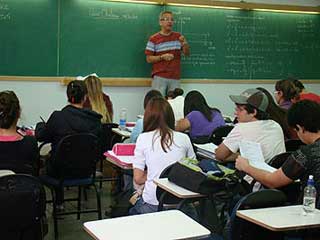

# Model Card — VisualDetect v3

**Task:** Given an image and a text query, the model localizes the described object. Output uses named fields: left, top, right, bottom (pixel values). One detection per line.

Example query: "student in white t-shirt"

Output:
left=215, top=88, right=286, bottom=163
left=167, top=88, right=185, bottom=123
left=129, top=97, right=195, bottom=215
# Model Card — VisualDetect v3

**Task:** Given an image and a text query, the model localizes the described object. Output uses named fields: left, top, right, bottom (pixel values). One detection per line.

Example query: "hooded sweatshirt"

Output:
left=35, top=105, right=102, bottom=174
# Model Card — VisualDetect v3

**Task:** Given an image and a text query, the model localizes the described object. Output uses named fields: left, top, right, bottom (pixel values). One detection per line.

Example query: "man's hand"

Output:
left=235, top=156, right=250, bottom=172
left=179, top=35, right=188, bottom=46
left=161, top=53, right=174, bottom=61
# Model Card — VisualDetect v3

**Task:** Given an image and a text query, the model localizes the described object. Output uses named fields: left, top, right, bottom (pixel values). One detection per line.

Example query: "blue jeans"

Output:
left=129, top=198, right=158, bottom=215
left=152, top=75, right=180, bottom=96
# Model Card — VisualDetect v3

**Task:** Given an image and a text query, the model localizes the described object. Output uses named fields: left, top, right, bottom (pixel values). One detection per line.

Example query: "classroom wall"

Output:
left=1, top=0, right=319, bottom=126
left=1, top=81, right=319, bottom=127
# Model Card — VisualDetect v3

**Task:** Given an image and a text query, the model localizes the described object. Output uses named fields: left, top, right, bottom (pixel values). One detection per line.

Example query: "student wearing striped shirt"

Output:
left=145, top=11, right=190, bottom=96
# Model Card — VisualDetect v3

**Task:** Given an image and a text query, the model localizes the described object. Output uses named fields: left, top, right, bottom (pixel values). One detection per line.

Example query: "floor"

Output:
left=44, top=181, right=115, bottom=240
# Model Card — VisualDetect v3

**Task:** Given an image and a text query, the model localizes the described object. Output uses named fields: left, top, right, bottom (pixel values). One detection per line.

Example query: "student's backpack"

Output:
left=168, top=158, right=241, bottom=195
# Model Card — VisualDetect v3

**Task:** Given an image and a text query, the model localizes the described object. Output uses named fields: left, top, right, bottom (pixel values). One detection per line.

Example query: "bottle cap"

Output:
left=307, top=175, right=314, bottom=186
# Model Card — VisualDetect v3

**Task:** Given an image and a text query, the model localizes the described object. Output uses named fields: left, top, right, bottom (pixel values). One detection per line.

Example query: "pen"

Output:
left=40, top=116, right=45, bottom=123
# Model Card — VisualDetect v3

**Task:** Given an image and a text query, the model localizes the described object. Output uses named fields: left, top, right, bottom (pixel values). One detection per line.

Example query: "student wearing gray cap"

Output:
left=215, top=88, right=286, bottom=163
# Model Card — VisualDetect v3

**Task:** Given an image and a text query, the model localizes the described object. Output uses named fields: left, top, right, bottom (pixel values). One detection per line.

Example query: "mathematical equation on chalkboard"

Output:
left=0, top=0, right=10, bottom=21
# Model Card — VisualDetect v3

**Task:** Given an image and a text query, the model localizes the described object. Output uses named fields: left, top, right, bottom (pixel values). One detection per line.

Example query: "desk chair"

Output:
left=285, top=139, right=305, bottom=152
left=210, top=125, right=234, bottom=145
left=0, top=174, right=47, bottom=240
left=97, top=123, right=122, bottom=189
left=39, top=133, right=102, bottom=240
left=228, top=189, right=287, bottom=240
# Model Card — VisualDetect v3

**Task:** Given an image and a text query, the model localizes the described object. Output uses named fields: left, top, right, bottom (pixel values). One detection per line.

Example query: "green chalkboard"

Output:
left=59, top=0, right=159, bottom=77
left=1, top=0, right=320, bottom=79
left=0, top=0, right=57, bottom=76
left=166, top=6, right=320, bottom=79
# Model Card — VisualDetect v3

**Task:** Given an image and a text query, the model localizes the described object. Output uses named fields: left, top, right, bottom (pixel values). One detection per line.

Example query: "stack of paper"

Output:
left=194, top=143, right=217, bottom=160
left=104, top=151, right=133, bottom=167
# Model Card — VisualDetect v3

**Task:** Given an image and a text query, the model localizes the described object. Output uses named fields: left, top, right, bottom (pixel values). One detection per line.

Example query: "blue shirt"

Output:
left=130, top=118, right=143, bottom=143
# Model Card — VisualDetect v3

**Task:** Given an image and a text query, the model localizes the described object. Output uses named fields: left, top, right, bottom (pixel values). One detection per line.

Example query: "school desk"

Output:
left=83, top=210, right=210, bottom=240
left=237, top=205, right=320, bottom=232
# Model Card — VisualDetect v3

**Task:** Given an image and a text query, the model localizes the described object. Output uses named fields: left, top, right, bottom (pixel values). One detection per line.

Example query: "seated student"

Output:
left=257, top=87, right=297, bottom=140
left=35, top=80, right=102, bottom=208
left=274, top=78, right=299, bottom=109
left=0, top=91, right=39, bottom=175
left=168, top=88, right=185, bottom=123
left=215, top=88, right=285, bottom=163
left=130, top=90, right=162, bottom=143
left=84, top=75, right=113, bottom=123
left=235, top=100, right=320, bottom=206
left=175, top=90, right=225, bottom=140
left=292, top=78, right=320, bottom=104
left=129, top=97, right=195, bottom=215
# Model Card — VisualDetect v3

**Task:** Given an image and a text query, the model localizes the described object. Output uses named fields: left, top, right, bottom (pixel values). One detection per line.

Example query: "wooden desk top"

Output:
left=237, top=205, right=320, bottom=231
left=83, top=210, right=210, bottom=240
left=154, top=178, right=205, bottom=199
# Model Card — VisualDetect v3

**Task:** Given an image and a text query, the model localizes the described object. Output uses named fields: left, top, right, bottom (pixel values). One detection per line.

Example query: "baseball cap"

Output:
left=229, top=88, right=269, bottom=112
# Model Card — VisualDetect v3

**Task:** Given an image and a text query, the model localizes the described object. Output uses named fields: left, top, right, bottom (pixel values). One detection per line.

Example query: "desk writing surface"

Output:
left=154, top=178, right=205, bottom=198
left=83, top=210, right=210, bottom=240
left=112, top=128, right=131, bottom=138
left=237, top=205, right=320, bottom=231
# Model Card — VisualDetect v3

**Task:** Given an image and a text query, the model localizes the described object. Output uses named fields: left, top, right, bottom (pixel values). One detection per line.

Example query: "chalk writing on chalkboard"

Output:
left=0, top=0, right=10, bottom=21
left=89, top=8, right=138, bottom=20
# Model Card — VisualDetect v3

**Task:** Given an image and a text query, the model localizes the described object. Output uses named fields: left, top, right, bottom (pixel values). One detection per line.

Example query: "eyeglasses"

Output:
left=160, top=17, right=174, bottom=22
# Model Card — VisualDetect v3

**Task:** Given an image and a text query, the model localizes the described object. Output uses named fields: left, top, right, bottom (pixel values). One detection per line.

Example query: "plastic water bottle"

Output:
left=119, top=108, right=127, bottom=130
left=303, top=175, right=317, bottom=214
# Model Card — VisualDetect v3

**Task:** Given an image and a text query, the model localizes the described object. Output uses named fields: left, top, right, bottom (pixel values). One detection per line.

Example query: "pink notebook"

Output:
left=112, top=143, right=135, bottom=156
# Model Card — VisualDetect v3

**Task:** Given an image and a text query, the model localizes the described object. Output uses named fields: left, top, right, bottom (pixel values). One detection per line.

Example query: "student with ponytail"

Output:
left=35, top=80, right=103, bottom=208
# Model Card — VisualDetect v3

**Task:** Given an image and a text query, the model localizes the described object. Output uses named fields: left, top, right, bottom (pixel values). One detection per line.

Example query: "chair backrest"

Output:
left=101, top=123, right=122, bottom=151
left=268, top=151, right=291, bottom=169
left=285, top=139, right=305, bottom=152
left=0, top=174, right=47, bottom=240
left=156, top=164, right=182, bottom=205
left=269, top=151, right=302, bottom=205
left=228, top=189, right=287, bottom=240
left=54, top=133, right=99, bottom=179
left=210, top=125, right=234, bottom=145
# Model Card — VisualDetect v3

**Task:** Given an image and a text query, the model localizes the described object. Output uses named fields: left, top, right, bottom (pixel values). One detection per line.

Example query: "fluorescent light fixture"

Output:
left=253, top=8, right=320, bottom=14
left=166, top=2, right=241, bottom=10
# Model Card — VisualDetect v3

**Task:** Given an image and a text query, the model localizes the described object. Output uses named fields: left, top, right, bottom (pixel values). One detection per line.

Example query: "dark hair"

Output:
left=0, top=91, right=20, bottom=129
left=288, top=100, right=320, bottom=133
left=67, top=80, right=87, bottom=104
left=173, top=88, right=184, bottom=97
left=143, top=90, right=162, bottom=109
left=275, top=79, right=299, bottom=101
left=165, top=91, right=174, bottom=100
left=291, top=78, right=305, bottom=92
left=240, top=104, right=269, bottom=120
left=143, top=97, right=175, bottom=152
left=257, top=87, right=291, bottom=138
left=184, top=90, right=219, bottom=121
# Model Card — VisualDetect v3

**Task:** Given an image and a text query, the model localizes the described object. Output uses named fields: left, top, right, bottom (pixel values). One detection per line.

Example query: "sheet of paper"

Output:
left=239, top=140, right=276, bottom=173
left=194, top=143, right=218, bottom=154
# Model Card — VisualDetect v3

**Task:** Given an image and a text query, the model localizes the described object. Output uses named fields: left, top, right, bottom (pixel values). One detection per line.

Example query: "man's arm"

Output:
left=236, top=156, right=293, bottom=188
left=179, top=35, right=190, bottom=56
left=215, top=143, right=236, bottom=162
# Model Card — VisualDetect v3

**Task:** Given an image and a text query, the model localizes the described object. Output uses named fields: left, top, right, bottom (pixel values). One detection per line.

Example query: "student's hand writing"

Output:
left=235, top=156, right=250, bottom=172
left=161, top=53, right=174, bottom=61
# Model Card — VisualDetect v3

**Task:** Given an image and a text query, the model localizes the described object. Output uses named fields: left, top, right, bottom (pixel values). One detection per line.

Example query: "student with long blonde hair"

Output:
left=84, top=75, right=113, bottom=123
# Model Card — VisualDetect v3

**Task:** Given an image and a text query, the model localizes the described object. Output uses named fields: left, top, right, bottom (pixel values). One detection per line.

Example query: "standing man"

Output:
left=145, top=11, right=190, bottom=96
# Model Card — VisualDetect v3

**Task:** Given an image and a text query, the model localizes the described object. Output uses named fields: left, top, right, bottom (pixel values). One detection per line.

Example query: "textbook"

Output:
left=194, top=143, right=217, bottom=160
left=104, top=151, right=133, bottom=167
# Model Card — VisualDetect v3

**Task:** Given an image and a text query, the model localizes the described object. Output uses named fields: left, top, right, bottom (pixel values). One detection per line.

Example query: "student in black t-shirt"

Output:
left=0, top=90, right=39, bottom=175
left=236, top=100, right=320, bottom=205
